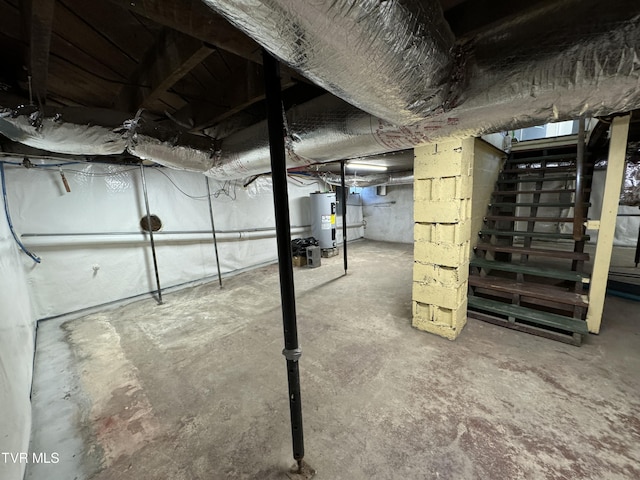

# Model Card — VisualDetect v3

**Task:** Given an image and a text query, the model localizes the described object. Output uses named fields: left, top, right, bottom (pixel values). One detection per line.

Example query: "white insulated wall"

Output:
left=2, top=161, right=360, bottom=319
left=0, top=185, right=35, bottom=480
left=361, top=185, right=414, bottom=244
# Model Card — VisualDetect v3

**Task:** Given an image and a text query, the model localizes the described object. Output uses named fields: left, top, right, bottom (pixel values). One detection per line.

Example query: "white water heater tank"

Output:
left=310, top=192, right=336, bottom=249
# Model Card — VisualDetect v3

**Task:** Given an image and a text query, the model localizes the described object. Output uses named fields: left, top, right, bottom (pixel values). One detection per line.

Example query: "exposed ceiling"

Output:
left=0, top=0, right=639, bottom=176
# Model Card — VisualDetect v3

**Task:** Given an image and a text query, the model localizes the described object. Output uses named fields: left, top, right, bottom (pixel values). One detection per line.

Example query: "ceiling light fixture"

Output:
left=346, top=163, right=388, bottom=172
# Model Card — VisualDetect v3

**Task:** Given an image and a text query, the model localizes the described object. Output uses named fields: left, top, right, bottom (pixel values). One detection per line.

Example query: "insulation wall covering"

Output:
left=2, top=160, right=362, bottom=319
left=0, top=179, right=36, bottom=480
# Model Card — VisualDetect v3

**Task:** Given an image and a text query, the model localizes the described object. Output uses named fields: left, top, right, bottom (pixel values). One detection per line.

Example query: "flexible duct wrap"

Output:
left=320, top=171, right=414, bottom=188
left=621, top=142, right=640, bottom=206
left=0, top=1, right=639, bottom=179
left=155, top=4, right=640, bottom=179
left=0, top=109, right=127, bottom=155
left=202, top=0, right=456, bottom=126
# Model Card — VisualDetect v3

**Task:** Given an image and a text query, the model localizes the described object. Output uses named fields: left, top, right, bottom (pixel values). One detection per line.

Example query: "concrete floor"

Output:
left=27, top=240, right=640, bottom=480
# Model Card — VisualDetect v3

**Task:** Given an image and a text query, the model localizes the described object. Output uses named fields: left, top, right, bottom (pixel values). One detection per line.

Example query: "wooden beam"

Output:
left=184, top=65, right=335, bottom=134
left=23, top=0, right=55, bottom=104
left=104, top=0, right=261, bottom=63
left=586, top=114, right=631, bottom=334
left=115, top=29, right=213, bottom=112
left=190, top=65, right=297, bottom=131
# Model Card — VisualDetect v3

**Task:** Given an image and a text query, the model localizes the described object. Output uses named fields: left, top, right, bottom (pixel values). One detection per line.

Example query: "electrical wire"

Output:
left=0, top=162, right=41, bottom=263
left=151, top=167, right=238, bottom=201
left=287, top=173, right=321, bottom=186
left=2, top=158, right=239, bottom=199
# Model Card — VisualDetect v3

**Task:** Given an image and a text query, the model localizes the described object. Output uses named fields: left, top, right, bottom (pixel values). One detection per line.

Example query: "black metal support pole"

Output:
left=263, top=49, right=305, bottom=467
left=340, top=160, right=348, bottom=274
left=139, top=164, right=163, bottom=304
left=205, top=177, right=223, bottom=287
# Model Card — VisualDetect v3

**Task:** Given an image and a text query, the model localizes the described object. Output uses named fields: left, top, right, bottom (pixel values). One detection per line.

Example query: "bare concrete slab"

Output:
left=28, top=240, right=640, bottom=479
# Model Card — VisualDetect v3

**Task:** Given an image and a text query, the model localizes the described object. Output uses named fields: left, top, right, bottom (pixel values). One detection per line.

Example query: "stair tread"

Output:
left=471, top=258, right=590, bottom=282
left=474, top=243, right=589, bottom=260
left=468, top=275, right=589, bottom=307
left=479, top=229, right=590, bottom=241
left=497, top=175, right=589, bottom=184
left=493, top=188, right=590, bottom=196
left=502, top=165, right=591, bottom=174
left=490, top=202, right=589, bottom=208
left=485, top=215, right=578, bottom=223
left=468, top=296, right=589, bottom=334
left=507, top=153, right=577, bottom=164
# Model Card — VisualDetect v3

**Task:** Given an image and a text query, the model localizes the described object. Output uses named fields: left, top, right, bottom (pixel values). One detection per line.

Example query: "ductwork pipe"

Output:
left=0, top=105, right=129, bottom=155
left=1, top=3, right=640, bottom=180
left=202, top=0, right=456, bottom=126
left=320, top=171, right=414, bottom=188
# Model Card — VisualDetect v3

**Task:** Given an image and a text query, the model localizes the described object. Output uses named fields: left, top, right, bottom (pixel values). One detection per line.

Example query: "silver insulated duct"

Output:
left=320, top=171, right=414, bottom=188
left=202, top=0, right=456, bottom=126
left=1, top=0, right=640, bottom=181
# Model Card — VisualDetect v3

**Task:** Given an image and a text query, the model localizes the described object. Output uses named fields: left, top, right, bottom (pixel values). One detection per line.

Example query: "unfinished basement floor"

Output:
left=27, top=240, right=640, bottom=480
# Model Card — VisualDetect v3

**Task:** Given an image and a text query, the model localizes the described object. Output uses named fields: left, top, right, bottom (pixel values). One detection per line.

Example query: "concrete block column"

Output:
left=412, top=138, right=474, bottom=340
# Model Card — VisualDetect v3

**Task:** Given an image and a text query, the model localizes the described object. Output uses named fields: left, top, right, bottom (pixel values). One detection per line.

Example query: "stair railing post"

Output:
left=573, top=116, right=586, bottom=241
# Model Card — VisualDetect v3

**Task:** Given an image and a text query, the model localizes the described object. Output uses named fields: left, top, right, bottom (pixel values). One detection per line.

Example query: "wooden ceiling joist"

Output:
left=104, top=0, right=261, bottom=64
left=115, top=29, right=214, bottom=113
left=23, top=0, right=55, bottom=104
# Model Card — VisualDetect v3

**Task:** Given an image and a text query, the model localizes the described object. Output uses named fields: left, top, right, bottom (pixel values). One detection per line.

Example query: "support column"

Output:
left=412, top=138, right=474, bottom=340
left=586, top=114, right=630, bottom=333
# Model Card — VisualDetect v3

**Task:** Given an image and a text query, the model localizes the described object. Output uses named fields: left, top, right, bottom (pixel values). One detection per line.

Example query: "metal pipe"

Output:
left=140, top=163, right=163, bottom=305
left=22, top=226, right=312, bottom=237
left=574, top=116, right=586, bottom=241
left=263, top=49, right=306, bottom=468
left=205, top=177, right=223, bottom=287
left=20, top=224, right=364, bottom=247
left=21, top=224, right=367, bottom=238
left=340, top=160, right=347, bottom=275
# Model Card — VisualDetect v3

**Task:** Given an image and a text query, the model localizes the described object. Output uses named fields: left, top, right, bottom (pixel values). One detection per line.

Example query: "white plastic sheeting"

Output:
left=2, top=160, right=361, bottom=319
left=336, top=192, right=365, bottom=243
left=585, top=170, right=640, bottom=247
left=0, top=187, right=35, bottom=480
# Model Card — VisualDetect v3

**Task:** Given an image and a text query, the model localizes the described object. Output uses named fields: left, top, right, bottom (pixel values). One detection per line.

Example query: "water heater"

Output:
left=310, top=192, right=336, bottom=249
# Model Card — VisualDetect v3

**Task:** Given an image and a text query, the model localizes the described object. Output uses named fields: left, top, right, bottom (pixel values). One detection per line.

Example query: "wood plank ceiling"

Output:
left=0, top=0, right=325, bottom=136
left=0, top=1, right=489, bottom=137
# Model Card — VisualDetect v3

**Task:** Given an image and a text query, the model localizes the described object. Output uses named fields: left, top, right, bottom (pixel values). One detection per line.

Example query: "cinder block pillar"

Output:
left=412, top=138, right=474, bottom=340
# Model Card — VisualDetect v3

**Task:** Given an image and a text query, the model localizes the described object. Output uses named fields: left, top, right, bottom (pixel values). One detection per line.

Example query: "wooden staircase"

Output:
left=468, top=137, right=593, bottom=345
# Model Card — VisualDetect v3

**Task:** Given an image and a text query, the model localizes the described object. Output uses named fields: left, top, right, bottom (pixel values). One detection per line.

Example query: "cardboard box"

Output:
left=292, top=256, right=307, bottom=267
